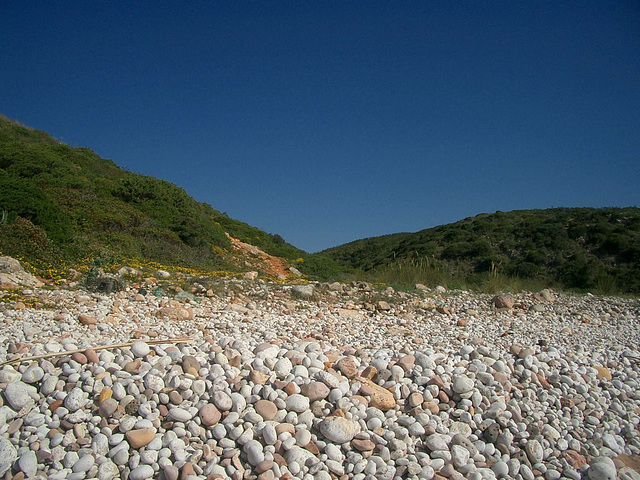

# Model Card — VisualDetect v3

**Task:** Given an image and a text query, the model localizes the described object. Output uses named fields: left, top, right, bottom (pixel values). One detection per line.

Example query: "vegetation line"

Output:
left=1, top=115, right=638, bottom=293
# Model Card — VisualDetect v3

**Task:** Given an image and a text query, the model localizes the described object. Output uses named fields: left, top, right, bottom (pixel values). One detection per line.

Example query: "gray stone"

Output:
left=73, top=454, right=95, bottom=472
left=451, top=444, right=470, bottom=467
left=492, top=461, right=510, bottom=478
left=262, top=424, right=277, bottom=445
left=167, top=407, right=192, bottom=422
left=98, top=460, right=120, bottom=480
left=129, top=464, right=155, bottom=480
left=162, top=465, right=179, bottom=480
left=452, top=374, right=474, bottom=394
left=64, top=387, right=87, bottom=412
left=525, top=439, right=544, bottom=464
left=275, top=357, right=293, bottom=377
left=588, top=456, right=617, bottom=480
left=4, top=381, right=32, bottom=410
left=243, top=439, right=265, bottom=466
left=92, top=433, right=110, bottom=456
left=213, top=390, right=233, bottom=411
left=291, top=285, right=314, bottom=300
left=319, top=416, right=359, bottom=443
left=19, top=450, right=38, bottom=477
left=285, top=394, right=310, bottom=413
left=131, top=341, right=150, bottom=358
left=284, top=446, right=317, bottom=467
left=425, top=434, right=449, bottom=451
left=0, top=367, right=21, bottom=383
left=143, top=374, right=164, bottom=393
left=0, top=436, right=17, bottom=476
left=22, top=365, right=44, bottom=384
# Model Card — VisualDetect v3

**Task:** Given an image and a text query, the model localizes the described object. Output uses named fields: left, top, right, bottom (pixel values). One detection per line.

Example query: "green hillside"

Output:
left=2, top=115, right=637, bottom=292
left=321, top=208, right=640, bottom=293
left=0, top=115, right=340, bottom=277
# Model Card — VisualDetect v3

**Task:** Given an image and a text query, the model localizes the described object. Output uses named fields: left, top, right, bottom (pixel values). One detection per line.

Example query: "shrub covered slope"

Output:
left=0, top=115, right=329, bottom=275
left=321, top=208, right=640, bottom=293
left=2, top=115, right=637, bottom=291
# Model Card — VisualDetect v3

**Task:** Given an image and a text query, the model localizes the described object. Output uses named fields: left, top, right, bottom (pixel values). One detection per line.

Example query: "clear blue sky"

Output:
left=2, top=2, right=639, bottom=252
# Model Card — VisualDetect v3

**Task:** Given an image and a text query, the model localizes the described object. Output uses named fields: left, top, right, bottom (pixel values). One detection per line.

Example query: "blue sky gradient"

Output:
left=2, top=2, right=639, bottom=252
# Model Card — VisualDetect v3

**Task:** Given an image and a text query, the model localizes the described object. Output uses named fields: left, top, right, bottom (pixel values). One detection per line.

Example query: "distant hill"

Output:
left=2, top=115, right=637, bottom=292
left=321, top=207, right=640, bottom=293
left=0, top=115, right=341, bottom=278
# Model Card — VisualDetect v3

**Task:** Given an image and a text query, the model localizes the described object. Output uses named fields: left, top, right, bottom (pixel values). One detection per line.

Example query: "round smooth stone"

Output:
left=22, top=365, right=44, bottom=384
left=230, top=393, right=246, bottom=413
left=131, top=342, right=151, bottom=358
left=4, top=382, right=31, bottom=411
left=262, top=424, right=277, bottom=445
left=213, top=391, right=233, bottom=411
left=452, top=375, right=474, bottom=394
left=18, top=450, right=37, bottom=477
left=64, top=387, right=87, bottom=412
left=275, top=358, right=293, bottom=377
left=98, top=461, right=120, bottom=480
left=192, top=380, right=206, bottom=395
left=92, top=433, right=110, bottom=456
left=162, top=465, right=179, bottom=480
left=243, top=440, right=265, bottom=466
left=492, top=461, right=509, bottom=478
left=126, top=429, right=156, bottom=449
left=300, top=381, right=330, bottom=402
left=335, top=356, right=359, bottom=378
left=407, top=392, right=424, bottom=407
left=285, top=394, right=310, bottom=413
left=451, top=444, right=470, bottom=467
left=99, top=398, right=118, bottom=417
left=129, top=465, right=155, bottom=480
left=284, top=446, right=317, bottom=468
left=425, top=434, right=449, bottom=451
left=295, top=428, right=312, bottom=447
left=144, top=375, right=164, bottom=393
left=525, top=439, right=544, bottom=464
left=255, top=400, right=278, bottom=421
left=319, top=416, right=359, bottom=443
left=168, top=408, right=192, bottom=422
left=72, top=454, right=95, bottom=473
left=199, top=404, right=221, bottom=426
left=588, top=456, right=617, bottom=480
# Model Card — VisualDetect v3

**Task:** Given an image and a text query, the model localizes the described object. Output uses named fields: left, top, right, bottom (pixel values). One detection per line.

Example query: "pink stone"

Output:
left=300, top=382, right=330, bottom=402
left=255, top=400, right=278, bottom=421
left=199, top=404, right=221, bottom=426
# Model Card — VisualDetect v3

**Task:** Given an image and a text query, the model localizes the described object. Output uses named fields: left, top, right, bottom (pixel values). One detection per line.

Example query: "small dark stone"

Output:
left=7, top=418, right=23, bottom=435
left=124, top=398, right=140, bottom=415
left=85, top=276, right=123, bottom=294
left=182, top=355, right=201, bottom=373
left=374, top=369, right=392, bottom=383
left=138, top=288, right=147, bottom=296
left=528, top=424, right=541, bottom=437
left=514, top=448, right=531, bottom=466
left=60, top=420, right=74, bottom=431
left=169, top=391, right=183, bottom=405
left=483, top=423, right=501, bottom=443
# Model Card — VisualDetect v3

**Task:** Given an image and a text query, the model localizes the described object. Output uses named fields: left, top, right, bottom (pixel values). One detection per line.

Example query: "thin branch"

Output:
left=0, top=337, right=192, bottom=367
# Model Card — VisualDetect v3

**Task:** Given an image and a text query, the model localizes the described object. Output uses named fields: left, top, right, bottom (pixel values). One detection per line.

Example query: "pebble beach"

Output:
left=0, top=265, right=639, bottom=480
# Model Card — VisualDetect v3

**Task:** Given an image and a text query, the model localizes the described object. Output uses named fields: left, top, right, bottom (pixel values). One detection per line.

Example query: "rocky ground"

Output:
left=0, top=258, right=639, bottom=480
